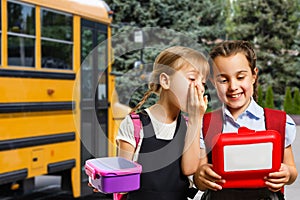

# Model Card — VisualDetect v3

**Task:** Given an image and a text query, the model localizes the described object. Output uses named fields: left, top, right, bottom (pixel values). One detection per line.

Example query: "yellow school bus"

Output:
left=0, top=0, right=127, bottom=197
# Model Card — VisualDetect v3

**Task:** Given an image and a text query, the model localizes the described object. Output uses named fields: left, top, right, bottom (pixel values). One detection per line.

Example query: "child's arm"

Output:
left=265, top=145, right=298, bottom=192
left=193, top=149, right=225, bottom=191
left=181, top=116, right=202, bottom=175
left=117, top=140, right=135, bottom=161
left=181, top=82, right=208, bottom=175
left=116, top=115, right=137, bottom=161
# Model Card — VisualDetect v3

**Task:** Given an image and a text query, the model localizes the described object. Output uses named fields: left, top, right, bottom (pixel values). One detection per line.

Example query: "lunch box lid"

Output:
left=85, top=157, right=142, bottom=179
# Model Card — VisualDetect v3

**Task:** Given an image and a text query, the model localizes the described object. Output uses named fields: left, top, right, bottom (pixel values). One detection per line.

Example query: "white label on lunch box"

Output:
left=223, top=142, right=273, bottom=172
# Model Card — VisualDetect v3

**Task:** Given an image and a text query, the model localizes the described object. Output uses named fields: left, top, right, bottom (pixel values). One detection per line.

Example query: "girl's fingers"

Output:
left=195, top=84, right=208, bottom=106
left=88, top=182, right=99, bottom=193
left=265, top=176, right=287, bottom=184
left=187, top=82, right=208, bottom=115
left=190, top=82, right=196, bottom=105
left=204, top=95, right=208, bottom=104
left=188, top=82, right=199, bottom=111
left=202, top=164, right=223, bottom=181
left=197, top=164, right=225, bottom=191
left=206, top=167, right=222, bottom=180
left=266, top=168, right=289, bottom=184
left=202, top=95, right=208, bottom=107
left=264, top=169, right=288, bottom=192
left=201, top=175, right=224, bottom=191
left=197, top=90, right=208, bottom=113
left=265, top=181, right=284, bottom=192
left=93, top=188, right=99, bottom=193
left=187, top=82, right=193, bottom=105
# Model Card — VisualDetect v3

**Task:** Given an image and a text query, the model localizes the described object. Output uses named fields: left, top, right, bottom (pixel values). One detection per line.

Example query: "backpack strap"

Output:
left=203, top=108, right=223, bottom=138
left=130, top=112, right=141, bottom=147
left=202, top=108, right=223, bottom=163
left=264, top=108, right=286, bottom=194
left=264, top=108, right=286, bottom=162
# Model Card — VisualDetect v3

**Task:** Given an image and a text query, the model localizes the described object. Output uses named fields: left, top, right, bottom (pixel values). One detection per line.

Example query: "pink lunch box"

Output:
left=85, top=157, right=142, bottom=193
left=212, top=127, right=282, bottom=188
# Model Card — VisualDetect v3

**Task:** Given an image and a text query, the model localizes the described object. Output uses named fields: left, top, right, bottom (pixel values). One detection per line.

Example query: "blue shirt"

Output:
left=200, top=98, right=296, bottom=148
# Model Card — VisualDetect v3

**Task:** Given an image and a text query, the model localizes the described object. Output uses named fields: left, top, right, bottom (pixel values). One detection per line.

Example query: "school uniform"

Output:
left=117, top=109, right=192, bottom=200
left=200, top=98, right=296, bottom=200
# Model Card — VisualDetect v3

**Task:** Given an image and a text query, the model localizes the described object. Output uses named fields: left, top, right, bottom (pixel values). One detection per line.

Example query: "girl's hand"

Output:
left=187, top=82, right=208, bottom=121
left=265, top=163, right=290, bottom=192
left=194, top=163, right=225, bottom=191
left=88, top=182, right=99, bottom=193
left=181, top=82, right=208, bottom=175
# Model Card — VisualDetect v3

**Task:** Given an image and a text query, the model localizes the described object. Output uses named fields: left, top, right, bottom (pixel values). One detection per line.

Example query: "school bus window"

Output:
left=81, top=26, right=93, bottom=62
left=97, top=33, right=107, bottom=71
left=97, top=42, right=108, bottom=101
left=41, top=9, right=72, bottom=41
left=41, top=8, right=73, bottom=70
left=7, top=1, right=35, bottom=67
left=81, top=20, right=107, bottom=62
left=81, top=20, right=108, bottom=104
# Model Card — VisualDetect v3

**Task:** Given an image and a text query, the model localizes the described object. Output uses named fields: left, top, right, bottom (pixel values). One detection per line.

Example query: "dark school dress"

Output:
left=127, top=111, right=191, bottom=200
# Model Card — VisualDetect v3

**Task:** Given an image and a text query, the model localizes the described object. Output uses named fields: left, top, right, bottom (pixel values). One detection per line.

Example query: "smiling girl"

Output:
left=194, top=40, right=298, bottom=200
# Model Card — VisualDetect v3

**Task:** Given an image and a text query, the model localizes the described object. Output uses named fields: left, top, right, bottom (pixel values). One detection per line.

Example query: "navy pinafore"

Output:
left=127, top=111, right=190, bottom=200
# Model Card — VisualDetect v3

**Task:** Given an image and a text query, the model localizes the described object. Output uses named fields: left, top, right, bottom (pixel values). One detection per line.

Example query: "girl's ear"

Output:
left=252, top=67, right=259, bottom=84
left=160, top=73, right=170, bottom=89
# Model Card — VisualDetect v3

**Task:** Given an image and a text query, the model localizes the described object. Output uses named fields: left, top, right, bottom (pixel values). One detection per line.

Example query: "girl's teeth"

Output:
left=232, top=94, right=240, bottom=98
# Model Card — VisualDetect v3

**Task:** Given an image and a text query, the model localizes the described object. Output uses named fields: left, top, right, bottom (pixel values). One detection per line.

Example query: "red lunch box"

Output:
left=212, top=127, right=282, bottom=188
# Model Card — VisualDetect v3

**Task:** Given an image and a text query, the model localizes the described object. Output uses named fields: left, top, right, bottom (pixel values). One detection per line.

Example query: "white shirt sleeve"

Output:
left=116, top=115, right=136, bottom=148
left=116, top=114, right=144, bottom=162
left=285, top=114, right=297, bottom=147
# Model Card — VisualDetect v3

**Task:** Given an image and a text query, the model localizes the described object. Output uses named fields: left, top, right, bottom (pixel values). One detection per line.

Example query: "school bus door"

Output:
left=80, top=19, right=109, bottom=195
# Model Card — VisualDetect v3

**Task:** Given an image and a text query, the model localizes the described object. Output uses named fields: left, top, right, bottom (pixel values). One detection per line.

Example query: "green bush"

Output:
left=293, top=88, right=300, bottom=115
left=257, top=85, right=264, bottom=107
left=265, top=85, right=275, bottom=109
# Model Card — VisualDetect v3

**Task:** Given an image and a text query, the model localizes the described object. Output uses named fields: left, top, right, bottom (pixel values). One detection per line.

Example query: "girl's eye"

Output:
left=237, top=76, right=245, bottom=80
left=189, top=77, right=196, bottom=81
left=217, top=78, right=227, bottom=83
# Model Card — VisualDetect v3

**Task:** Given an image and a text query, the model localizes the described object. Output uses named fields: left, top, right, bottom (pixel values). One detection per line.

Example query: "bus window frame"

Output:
left=7, top=0, right=36, bottom=68
left=40, top=7, right=73, bottom=70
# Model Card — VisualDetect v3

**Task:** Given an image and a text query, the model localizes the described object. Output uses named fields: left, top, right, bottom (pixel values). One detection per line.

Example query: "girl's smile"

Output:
left=227, top=92, right=242, bottom=99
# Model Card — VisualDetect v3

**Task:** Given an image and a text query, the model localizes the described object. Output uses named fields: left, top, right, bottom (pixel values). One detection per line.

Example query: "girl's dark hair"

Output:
left=209, top=40, right=258, bottom=101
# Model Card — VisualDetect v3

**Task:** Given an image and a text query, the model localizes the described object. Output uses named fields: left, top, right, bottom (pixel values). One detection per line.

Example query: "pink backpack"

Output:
left=130, top=112, right=142, bottom=147
left=113, top=113, right=141, bottom=200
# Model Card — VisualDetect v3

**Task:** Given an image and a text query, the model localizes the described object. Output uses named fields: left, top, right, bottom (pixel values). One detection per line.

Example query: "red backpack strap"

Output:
left=202, top=108, right=223, bottom=163
left=264, top=108, right=286, bottom=162
left=264, top=108, right=286, bottom=194
left=130, top=112, right=141, bottom=147
left=203, top=108, right=223, bottom=138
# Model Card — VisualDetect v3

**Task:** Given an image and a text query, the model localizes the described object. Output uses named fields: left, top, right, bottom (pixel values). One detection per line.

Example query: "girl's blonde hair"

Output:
left=131, top=46, right=210, bottom=113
